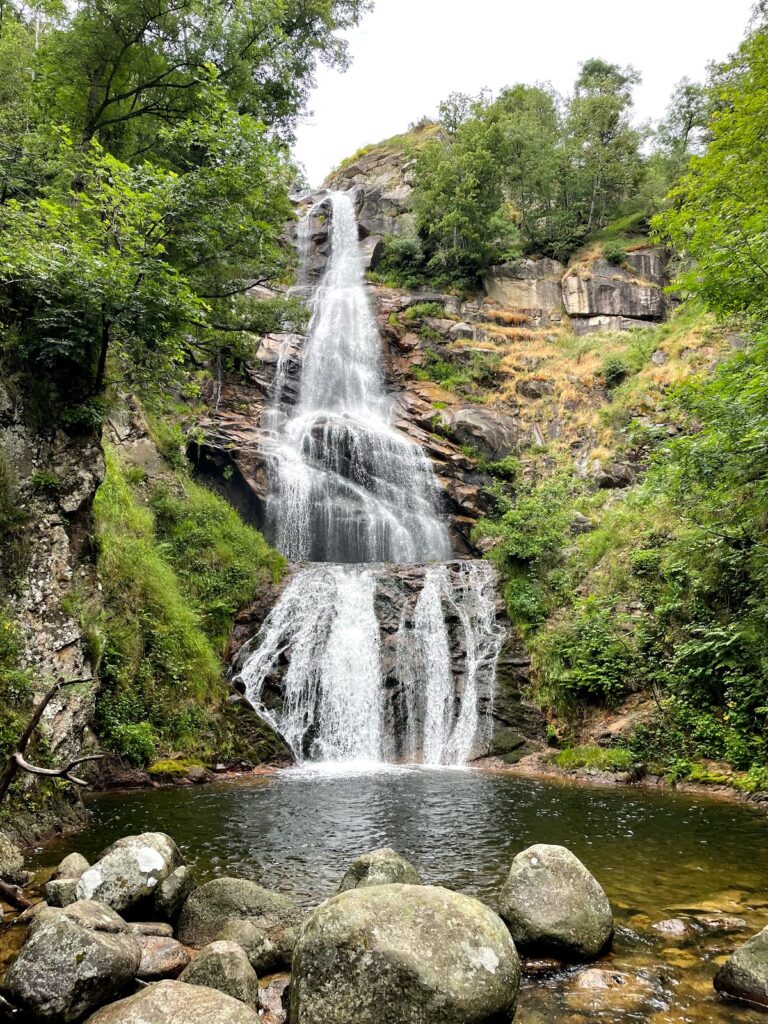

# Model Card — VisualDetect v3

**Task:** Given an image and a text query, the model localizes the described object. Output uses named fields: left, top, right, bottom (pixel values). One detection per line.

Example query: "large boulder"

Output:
left=484, top=258, right=565, bottom=318
left=499, top=844, right=613, bottom=960
left=338, top=848, right=421, bottom=892
left=177, top=876, right=303, bottom=948
left=83, top=981, right=260, bottom=1024
left=562, top=259, right=666, bottom=322
left=135, top=934, right=190, bottom=980
left=4, top=905, right=141, bottom=1022
left=714, top=925, right=768, bottom=1008
left=442, top=407, right=519, bottom=461
left=180, top=940, right=260, bottom=1007
left=76, top=832, right=182, bottom=912
left=290, top=883, right=520, bottom=1024
left=215, top=919, right=284, bottom=973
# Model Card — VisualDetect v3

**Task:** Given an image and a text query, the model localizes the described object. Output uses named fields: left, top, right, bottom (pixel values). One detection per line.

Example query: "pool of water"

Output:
left=23, top=768, right=768, bottom=1023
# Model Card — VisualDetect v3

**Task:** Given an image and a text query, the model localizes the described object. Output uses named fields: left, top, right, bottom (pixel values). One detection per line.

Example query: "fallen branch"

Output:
left=0, top=880, right=33, bottom=911
left=12, top=752, right=105, bottom=787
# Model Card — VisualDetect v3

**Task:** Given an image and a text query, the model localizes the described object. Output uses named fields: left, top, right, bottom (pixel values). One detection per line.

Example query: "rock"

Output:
left=290, top=883, right=520, bottom=1024
left=127, top=921, right=174, bottom=936
left=714, top=925, right=768, bottom=1008
left=652, top=918, right=700, bottom=941
left=360, top=235, right=384, bottom=271
left=651, top=349, right=668, bottom=365
left=564, top=967, right=664, bottom=1014
left=516, top=378, right=554, bottom=400
left=154, top=864, right=194, bottom=920
left=260, top=976, right=290, bottom=1024
left=56, top=899, right=130, bottom=934
left=571, top=314, right=657, bottom=335
left=52, top=852, right=90, bottom=880
left=499, top=844, right=613, bottom=960
left=570, top=512, right=594, bottom=535
left=177, top=876, right=303, bottom=948
left=338, top=847, right=421, bottom=892
left=592, top=460, right=635, bottom=489
left=216, top=919, right=283, bottom=973
left=449, top=321, right=474, bottom=340
left=83, top=981, right=261, bottom=1024
left=484, top=258, right=565, bottom=314
left=442, top=407, right=519, bottom=460
left=0, top=832, right=27, bottom=885
left=136, top=934, right=190, bottom=980
left=180, top=940, right=260, bottom=1006
left=562, top=259, right=666, bottom=322
left=76, top=832, right=182, bottom=912
left=5, top=906, right=141, bottom=1022
left=45, top=878, right=80, bottom=908
left=625, top=248, right=666, bottom=285
left=697, top=914, right=747, bottom=935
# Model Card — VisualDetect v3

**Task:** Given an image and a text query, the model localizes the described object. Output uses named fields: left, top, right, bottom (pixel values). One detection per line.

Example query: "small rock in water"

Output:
left=290, top=883, right=520, bottom=1024
left=338, top=847, right=421, bottom=892
left=499, top=843, right=614, bottom=961
left=714, top=924, right=768, bottom=1008
left=564, top=967, right=666, bottom=1014
left=82, top=980, right=260, bottom=1023
left=652, top=917, right=701, bottom=941
left=180, top=940, right=260, bottom=1007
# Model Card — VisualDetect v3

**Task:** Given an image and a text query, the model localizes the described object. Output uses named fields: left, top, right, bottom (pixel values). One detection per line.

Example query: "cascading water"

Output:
left=239, top=191, right=503, bottom=767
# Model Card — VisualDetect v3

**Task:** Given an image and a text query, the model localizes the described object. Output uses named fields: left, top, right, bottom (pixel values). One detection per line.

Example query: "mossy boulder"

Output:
left=338, top=847, right=421, bottom=892
left=180, top=940, right=260, bottom=1007
left=499, top=844, right=613, bottom=961
left=290, top=883, right=520, bottom=1024
left=715, top=925, right=768, bottom=1008
left=177, top=876, right=303, bottom=948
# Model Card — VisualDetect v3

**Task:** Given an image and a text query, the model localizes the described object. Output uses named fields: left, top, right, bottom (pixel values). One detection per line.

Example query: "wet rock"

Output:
left=714, top=924, right=768, bottom=1008
left=338, top=847, right=421, bottom=892
left=180, top=940, right=260, bottom=1006
left=76, top=832, right=182, bottom=912
left=216, top=919, right=287, bottom=972
left=290, top=883, right=520, bottom=1024
left=5, top=906, right=141, bottom=1022
left=0, top=832, right=27, bottom=885
left=136, top=934, right=190, bottom=980
left=564, top=967, right=665, bottom=1014
left=260, top=975, right=290, bottom=1024
left=499, top=844, right=613, bottom=960
left=127, top=921, right=174, bottom=937
left=652, top=918, right=700, bottom=941
left=177, top=876, right=304, bottom=948
left=697, top=914, right=748, bottom=935
left=83, top=980, right=261, bottom=1023
left=154, top=864, right=194, bottom=921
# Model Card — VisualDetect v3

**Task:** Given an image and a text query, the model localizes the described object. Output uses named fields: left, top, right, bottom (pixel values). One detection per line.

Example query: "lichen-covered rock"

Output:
left=45, top=849, right=91, bottom=906
left=55, top=899, right=130, bottom=934
left=135, top=934, right=190, bottom=980
left=53, top=852, right=90, bottom=880
left=714, top=925, right=768, bottom=1008
left=499, top=844, right=613, bottom=960
left=154, top=864, right=194, bottom=921
left=4, top=906, right=141, bottom=1022
left=76, top=832, right=182, bottom=912
left=180, top=940, right=260, bottom=1007
left=290, top=883, right=520, bottom=1024
left=484, top=258, right=565, bottom=315
left=0, top=832, right=27, bottom=885
left=562, top=259, right=666, bottom=322
left=127, top=921, right=174, bottom=937
left=215, top=919, right=282, bottom=973
left=177, top=876, right=303, bottom=948
left=338, top=847, right=421, bottom=892
left=83, top=981, right=261, bottom=1024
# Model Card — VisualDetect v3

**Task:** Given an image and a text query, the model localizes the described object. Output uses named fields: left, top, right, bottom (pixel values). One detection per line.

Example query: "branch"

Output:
left=0, top=879, right=32, bottom=911
left=13, top=752, right=105, bottom=787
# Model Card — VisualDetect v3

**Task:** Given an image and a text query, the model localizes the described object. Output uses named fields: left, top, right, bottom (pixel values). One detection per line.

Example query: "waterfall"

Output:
left=239, top=191, right=503, bottom=767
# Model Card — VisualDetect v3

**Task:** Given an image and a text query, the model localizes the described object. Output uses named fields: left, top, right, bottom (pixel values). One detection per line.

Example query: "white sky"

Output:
left=294, top=0, right=756, bottom=186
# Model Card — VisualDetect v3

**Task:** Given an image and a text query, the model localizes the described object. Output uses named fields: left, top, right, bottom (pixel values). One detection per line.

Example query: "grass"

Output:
left=555, top=745, right=636, bottom=772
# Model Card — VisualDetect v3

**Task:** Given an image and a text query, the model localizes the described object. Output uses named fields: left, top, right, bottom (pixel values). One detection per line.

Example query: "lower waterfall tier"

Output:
left=234, top=561, right=504, bottom=766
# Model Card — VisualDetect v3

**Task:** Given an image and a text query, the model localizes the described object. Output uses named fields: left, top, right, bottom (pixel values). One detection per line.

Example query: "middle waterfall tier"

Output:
left=265, top=190, right=450, bottom=564
left=235, top=561, right=503, bottom=767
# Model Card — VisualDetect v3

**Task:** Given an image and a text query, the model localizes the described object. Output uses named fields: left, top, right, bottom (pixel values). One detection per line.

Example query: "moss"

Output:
left=555, top=745, right=635, bottom=773
left=148, top=757, right=206, bottom=778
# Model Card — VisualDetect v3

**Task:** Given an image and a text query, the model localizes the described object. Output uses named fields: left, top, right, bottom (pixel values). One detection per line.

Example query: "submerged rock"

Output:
left=75, top=832, right=182, bottom=912
left=83, top=980, right=261, bottom=1023
left=564, top=967, right=666, bottom=1015
left=180, top=940, right=260, bottom=1007
left=338, top=847, right=421, bottom=892
left=714, top=924, right=768, bottom=1008
left=4, top=905, right=141, bottom=1022
left=177, top=876, right=303, bottom=948
left=290, top=883, right=520, bottom=1024
left=499, top=843, right=613, bottom=960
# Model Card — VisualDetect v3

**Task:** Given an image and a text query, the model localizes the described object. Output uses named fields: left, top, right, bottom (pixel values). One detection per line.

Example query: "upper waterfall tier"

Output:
left=266, top=191, right=451, bottom=564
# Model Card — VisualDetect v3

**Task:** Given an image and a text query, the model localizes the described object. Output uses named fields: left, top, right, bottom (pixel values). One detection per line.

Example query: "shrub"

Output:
left=603, top=240, right=627, bottom=266
left=376, top=237, right=428, bottom=289
left=601, top=354, right=630, bottom=388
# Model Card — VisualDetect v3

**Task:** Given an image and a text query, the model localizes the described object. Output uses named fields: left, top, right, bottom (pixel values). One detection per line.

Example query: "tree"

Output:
left=563, top=59, right=645, bottom=233
left=655, top=26, right=768, bottom=320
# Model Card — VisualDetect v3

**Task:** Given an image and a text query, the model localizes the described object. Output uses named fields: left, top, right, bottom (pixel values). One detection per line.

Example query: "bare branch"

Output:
left=13, top=752, right=105, bottom=787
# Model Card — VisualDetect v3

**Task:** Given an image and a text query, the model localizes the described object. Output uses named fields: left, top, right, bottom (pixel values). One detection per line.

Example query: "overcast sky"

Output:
left=293, top=0, right=756, bottom=186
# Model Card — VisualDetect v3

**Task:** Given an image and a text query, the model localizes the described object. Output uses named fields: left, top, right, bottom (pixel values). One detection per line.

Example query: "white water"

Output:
left=240, top=191, right=503, bottom=766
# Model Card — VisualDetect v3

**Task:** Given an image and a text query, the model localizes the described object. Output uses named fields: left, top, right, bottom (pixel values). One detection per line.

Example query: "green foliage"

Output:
left=93, top=443, right=284, bottom=764
left=414, top=349, right=500, bottom=398
left=555, top=745, right=635, bottom=772
left=375, top=236, right=428, bottom=289
left=601, top=353, right=631, bottom=388
left=402, top=302, right=445, bottom=322
left=0, top=447, right=29, bottom=586
left=0, top=611, right=34, bottom=760
left=148, top=757, right=205, bottom=777
left=602, top=241, right=627, bottom=266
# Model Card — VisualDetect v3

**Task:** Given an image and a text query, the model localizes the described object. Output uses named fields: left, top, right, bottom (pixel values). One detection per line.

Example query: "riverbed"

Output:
left=22, top=767, right=768, bottom=1023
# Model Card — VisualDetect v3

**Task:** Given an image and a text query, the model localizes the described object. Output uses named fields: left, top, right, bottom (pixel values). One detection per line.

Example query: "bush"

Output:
left=376, top=237, right=428, bottom=289
left=603, top=240, right=627, bottom=266
left=601, top=354, right=630, bottom=388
